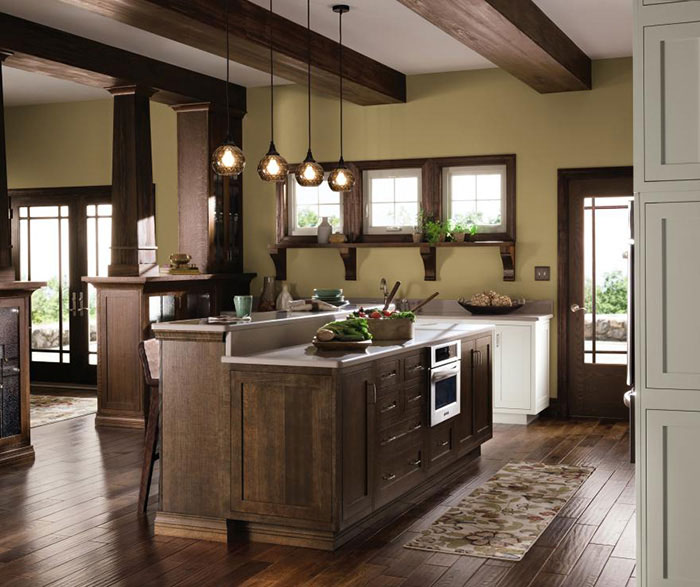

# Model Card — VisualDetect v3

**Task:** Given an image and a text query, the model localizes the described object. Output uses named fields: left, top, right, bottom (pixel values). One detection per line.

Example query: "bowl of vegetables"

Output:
left=313, top=318, right=373, bottom=350
left=350, top=308, right=416, bottom=341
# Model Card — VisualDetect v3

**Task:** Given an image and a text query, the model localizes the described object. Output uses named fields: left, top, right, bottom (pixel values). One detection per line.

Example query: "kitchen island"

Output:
left=152, top=312, right=493, bottom=550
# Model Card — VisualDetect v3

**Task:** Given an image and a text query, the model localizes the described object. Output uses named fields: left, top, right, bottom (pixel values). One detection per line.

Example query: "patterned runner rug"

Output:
left=30, top=395, right=97, bottom=428
left=405, top=462, right=594, bottom=561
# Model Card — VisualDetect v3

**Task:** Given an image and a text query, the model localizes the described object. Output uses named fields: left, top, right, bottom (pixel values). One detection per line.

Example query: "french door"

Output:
left=9, top=187, right=111, bottom=385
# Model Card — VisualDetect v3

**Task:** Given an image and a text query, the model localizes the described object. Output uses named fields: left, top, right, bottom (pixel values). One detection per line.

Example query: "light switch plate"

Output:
left=534, top=266, right=550, bottom=281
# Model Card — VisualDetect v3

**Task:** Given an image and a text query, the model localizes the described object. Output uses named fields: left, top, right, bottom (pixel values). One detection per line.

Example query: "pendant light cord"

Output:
left=338, top=8, right=344, bottom=160
left=225, top=0, right=231, bottom=138
left=269, top=0, right=274, bottom=142
left=306, top=0, right=312, bottom=152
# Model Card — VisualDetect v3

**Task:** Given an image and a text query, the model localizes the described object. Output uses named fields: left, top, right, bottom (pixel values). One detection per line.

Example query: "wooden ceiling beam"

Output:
left=57, top=0, right=406, bottom=106
left=396, top=0, right=591, bottom=93
left=0, top=12, right=246, bottom=112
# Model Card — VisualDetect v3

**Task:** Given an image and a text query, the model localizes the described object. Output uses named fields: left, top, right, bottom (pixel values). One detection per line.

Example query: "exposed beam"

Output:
left=57, top=0, right=406, bottom=106
left=0, top=12, right=246, bottom=112
left=396, top=0, right=591, bottom=93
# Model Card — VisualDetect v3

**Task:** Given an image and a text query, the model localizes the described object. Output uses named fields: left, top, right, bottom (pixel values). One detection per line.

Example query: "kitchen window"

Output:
left=443, top=164, right=507, bottom=233
left=363, top=168, right=422, bottom=234
left=287, top=174, right=343, bottom=236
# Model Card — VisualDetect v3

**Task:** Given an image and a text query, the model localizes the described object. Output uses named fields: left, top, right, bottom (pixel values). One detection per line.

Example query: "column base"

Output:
left=95, top=414, right=145, bottom=429
left=155, top=512, right=228, bottom=543
left=0, top=443, right=35, bottom=467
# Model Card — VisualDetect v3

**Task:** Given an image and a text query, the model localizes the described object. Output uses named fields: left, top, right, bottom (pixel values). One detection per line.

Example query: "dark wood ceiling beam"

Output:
left=57, top=0, right=406, bottom=106
left=396, top=0, right=591, bottom=93
left=0, top=12, right=246, bottom=112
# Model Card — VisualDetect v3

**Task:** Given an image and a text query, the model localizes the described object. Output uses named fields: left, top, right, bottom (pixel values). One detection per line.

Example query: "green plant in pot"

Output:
left=449, top=217, right=471, bottom=242
left=423, top=217, right=447, bottom=245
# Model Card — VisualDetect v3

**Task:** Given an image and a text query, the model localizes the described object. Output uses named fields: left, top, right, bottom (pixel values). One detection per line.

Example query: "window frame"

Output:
left=363, top=167, right=423, bottom=235
left=442, top=163, right=508, bottom=234
left=286, top=172, right=344, bottom=236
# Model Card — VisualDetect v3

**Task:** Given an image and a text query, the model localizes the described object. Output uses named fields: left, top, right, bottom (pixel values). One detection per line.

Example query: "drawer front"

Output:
left=376, top=358, right=401, bottom=389
left=429, top=422, right=454, bottom=467
left=377, top=387, right=402, bottom=430
left=375, top=442, right=425, bottom=508
left=377, top=412, right=424, bottom=449
left=403, top=352, right=427, bottom=383
left=403, top=381, right=426, bottom=414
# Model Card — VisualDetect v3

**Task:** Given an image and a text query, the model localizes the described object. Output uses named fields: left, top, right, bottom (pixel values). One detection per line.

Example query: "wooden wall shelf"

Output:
left=267, top=241, right=515, bottom=282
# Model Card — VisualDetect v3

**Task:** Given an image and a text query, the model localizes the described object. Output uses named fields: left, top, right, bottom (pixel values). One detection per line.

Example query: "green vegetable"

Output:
left=389, top=311, right=416, bottom=322
left=321, top=318, right=372, bottom=341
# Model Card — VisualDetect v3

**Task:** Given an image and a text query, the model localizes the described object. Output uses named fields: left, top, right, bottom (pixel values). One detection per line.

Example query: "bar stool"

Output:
left=137, top=338, right=160, bottom=513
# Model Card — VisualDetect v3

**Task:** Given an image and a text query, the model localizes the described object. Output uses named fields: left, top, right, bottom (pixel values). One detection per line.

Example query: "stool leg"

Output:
left=138, top=385, right=160, bottom=513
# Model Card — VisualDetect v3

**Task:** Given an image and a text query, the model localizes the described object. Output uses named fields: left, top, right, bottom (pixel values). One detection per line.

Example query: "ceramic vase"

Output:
left=317, top=217, right=332, bottom=244
left=276, top=283, right=293, bottom=311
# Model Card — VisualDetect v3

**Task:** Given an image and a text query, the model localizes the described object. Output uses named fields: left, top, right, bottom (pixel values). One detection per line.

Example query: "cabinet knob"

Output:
left=439, top=440, right=449, bottom=447
left=409, top=458, right=421, bottom=467
left=382, top=473, right=396, bottom=482
left=570, top=303, right=585, bottom=313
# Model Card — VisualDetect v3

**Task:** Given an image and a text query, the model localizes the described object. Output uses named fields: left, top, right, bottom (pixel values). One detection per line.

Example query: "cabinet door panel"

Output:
left=493, top=325, right=532, bottom=410
left=647, top=409, right=700, bottom=585
left=457, top=339, right=475, bottom=449
left=645, top=22, right=700, bottom=181
left=475, top=336, right=493, bottom=437
left=645, top=201, right=700, bottom=389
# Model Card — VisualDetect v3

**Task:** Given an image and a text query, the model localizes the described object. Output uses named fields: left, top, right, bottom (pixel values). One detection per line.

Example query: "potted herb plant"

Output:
left=449, top=217, right=470, bottom=242
left=423, top=218, right=445, bottom=245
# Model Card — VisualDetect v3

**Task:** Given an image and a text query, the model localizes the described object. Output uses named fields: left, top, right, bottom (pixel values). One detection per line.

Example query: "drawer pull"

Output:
left=408, top=364, right=424, bottom=373
left=439, top=440, right=449, bottom=447
left=380, top=371, right=397, bottom=380
left=407, top=393, right=422, bottom=403
left=380, top=401, right=398, bottom=414
left=409, top=423, right=422, bottom=432
left=382, top=473, right=396, bottom=482
left=409, top=458, right=421, bottom=467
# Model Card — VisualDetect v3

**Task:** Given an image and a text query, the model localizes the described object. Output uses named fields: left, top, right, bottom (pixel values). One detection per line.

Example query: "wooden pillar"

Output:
left=0, top=53, right=13, bottom=281
left=173, top=103, right=243, bottom=274
left=108, top=85, right=158, bottom=276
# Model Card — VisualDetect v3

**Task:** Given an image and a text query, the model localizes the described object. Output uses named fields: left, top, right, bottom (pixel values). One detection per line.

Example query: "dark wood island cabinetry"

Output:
left=153, top=317, right=493, bottom=550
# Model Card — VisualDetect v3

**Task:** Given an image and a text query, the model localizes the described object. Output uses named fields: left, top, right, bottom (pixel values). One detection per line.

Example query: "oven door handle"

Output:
left=431, top=362, right=460, bottom=383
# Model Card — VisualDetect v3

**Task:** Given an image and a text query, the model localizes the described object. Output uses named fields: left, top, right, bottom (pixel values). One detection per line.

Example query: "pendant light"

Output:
left=212, top=0, right=246, bottom=177
left=257, top=0, right=289, bottom=182
left=294, top=0, right=324, bottom=187
left=328, top=4, right=355, bottom=192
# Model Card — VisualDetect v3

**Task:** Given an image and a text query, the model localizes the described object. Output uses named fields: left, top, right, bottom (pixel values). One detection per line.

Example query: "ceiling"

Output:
left=0, top=0, right=632, bottom=107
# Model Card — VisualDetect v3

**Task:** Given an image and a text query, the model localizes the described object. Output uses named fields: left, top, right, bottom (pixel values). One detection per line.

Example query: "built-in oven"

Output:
left=429, top=340, right=461, bottom=427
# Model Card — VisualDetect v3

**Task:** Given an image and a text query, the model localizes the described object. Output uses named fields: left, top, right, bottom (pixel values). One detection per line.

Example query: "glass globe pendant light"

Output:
left=212, top=0, right=245, bottom=177
left=328, top=5, right=355, bottom=192
left=295, top=0, right=324, bottom=187
left=257, top=0, right=288, bottom=182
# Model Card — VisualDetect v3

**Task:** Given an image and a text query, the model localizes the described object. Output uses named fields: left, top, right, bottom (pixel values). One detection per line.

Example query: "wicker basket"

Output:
left=367, top=318, right=414, bottom=341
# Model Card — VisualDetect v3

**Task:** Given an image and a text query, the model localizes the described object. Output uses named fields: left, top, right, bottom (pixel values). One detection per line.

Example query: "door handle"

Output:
left=70, top=292, right=77, bottom=317
left=570, top=303, right=585, bottom=313
left=77, top=292, right=87, bottom=316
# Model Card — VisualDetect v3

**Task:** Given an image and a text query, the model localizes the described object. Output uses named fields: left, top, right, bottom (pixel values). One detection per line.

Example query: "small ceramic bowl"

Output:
left=169, top=253, right=192, bottom=266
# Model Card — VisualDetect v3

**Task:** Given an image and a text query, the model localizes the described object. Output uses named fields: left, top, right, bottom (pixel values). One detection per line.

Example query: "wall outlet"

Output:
left=534, top=266, right=550, bottom=281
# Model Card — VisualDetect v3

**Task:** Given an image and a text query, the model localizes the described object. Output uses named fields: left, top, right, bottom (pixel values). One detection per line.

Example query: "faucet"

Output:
left=379, top=278, right=388, bottom=304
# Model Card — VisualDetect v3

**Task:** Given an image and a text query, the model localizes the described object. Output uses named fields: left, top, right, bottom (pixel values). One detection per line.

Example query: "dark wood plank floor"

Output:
left=0, top=416, right=635, bottom=586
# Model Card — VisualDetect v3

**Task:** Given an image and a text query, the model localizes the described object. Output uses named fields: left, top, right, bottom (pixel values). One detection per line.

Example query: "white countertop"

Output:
left=221, top=321, right=494, bottom=369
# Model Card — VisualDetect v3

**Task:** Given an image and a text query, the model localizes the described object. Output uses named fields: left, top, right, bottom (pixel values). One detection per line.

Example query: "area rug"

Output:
left=30, top=395, right=97, bottom=427
left=405, top=462, right=594, bottom=561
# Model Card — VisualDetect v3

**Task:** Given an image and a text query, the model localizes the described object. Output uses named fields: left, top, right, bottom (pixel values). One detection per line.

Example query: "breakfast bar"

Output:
left=152, top=312, right=494, bottom=550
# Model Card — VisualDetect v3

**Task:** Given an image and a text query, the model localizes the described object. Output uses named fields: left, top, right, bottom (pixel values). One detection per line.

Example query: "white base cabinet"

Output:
left=492, top=319, right=550, bottom=425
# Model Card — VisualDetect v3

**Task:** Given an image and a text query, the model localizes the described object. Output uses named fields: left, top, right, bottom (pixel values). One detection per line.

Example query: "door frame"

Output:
left=557, top=167, right=633, bottom=418
left=8, top=186, right=111, bottom=385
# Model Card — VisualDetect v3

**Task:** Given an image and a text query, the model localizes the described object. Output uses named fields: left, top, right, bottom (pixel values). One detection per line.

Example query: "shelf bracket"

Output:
left=338, top=247, right=357, bottom=281
left=499, top=243, right=515, bottom=281
left=268, top=246, right=287, bottom=281
left=420, top=245, right=436, bottom=281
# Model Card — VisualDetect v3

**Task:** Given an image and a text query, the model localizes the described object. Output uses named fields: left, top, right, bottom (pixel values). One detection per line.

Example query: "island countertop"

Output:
left=221, top=320, right=493, bottom=368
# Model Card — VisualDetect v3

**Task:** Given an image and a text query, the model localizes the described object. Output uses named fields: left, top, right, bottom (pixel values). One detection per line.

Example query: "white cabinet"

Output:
left=492, top=319, right=550, bottom=425
left=645, top=200, right=700, bottom=390
left=646, top=410, right=700, bottom=585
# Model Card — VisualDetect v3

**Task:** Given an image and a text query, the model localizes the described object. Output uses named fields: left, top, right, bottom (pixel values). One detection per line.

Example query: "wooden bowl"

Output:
left=457, top=298, right=524, bottom=315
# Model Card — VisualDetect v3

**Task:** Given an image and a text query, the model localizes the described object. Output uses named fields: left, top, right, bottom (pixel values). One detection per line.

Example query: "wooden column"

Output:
left=173, top=103, right=243, bottom=274
left=0, top=53, right=13, bottom=281
left=108, top=85, right=158, bottom=277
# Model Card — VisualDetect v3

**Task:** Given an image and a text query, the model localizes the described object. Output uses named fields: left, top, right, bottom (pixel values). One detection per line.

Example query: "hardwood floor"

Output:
left=0, top=415, right=635, bottom=586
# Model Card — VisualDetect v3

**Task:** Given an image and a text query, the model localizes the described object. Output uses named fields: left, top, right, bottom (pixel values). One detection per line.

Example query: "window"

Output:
left=363, top=168, right=421, bottom=234
left=287, top=174, right=343, bottom=236
left=443, top=165, right=507, bottom=233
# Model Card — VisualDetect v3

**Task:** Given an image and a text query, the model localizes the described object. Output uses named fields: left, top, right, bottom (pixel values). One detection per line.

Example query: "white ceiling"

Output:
left=0, top=0, right=632, bottom=106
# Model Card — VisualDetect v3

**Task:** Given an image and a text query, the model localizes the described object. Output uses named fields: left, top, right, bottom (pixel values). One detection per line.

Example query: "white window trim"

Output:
left=363, top=168, right=422, bottom=235
left=287, top=173, right=343, bottom=236
left=442, top=164, right=507, bottom=233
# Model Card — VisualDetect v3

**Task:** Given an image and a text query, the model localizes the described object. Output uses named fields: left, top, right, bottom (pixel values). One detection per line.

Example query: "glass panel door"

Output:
left=85, top=204, right=112, bottom=366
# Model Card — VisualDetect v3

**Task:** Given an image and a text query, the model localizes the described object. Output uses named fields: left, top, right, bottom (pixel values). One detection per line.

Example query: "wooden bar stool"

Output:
left=137, top=338, right=160, bottom=513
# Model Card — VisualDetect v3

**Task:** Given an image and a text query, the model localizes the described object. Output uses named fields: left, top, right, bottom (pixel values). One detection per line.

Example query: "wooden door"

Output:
left=644, top=21, right=700, bottom=181
left=9, top=187, right=111, bottom=385
left=474, top=335, right=492, bottom=438
left=645, top=200, right=700, bottom=390
left=561, top=170, right=633, bottom=419
left=340, top=366, right=375, bottom=525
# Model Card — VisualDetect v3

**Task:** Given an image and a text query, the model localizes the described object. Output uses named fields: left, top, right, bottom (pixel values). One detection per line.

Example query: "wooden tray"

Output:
left=312, top=338, right=372, bottom=351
